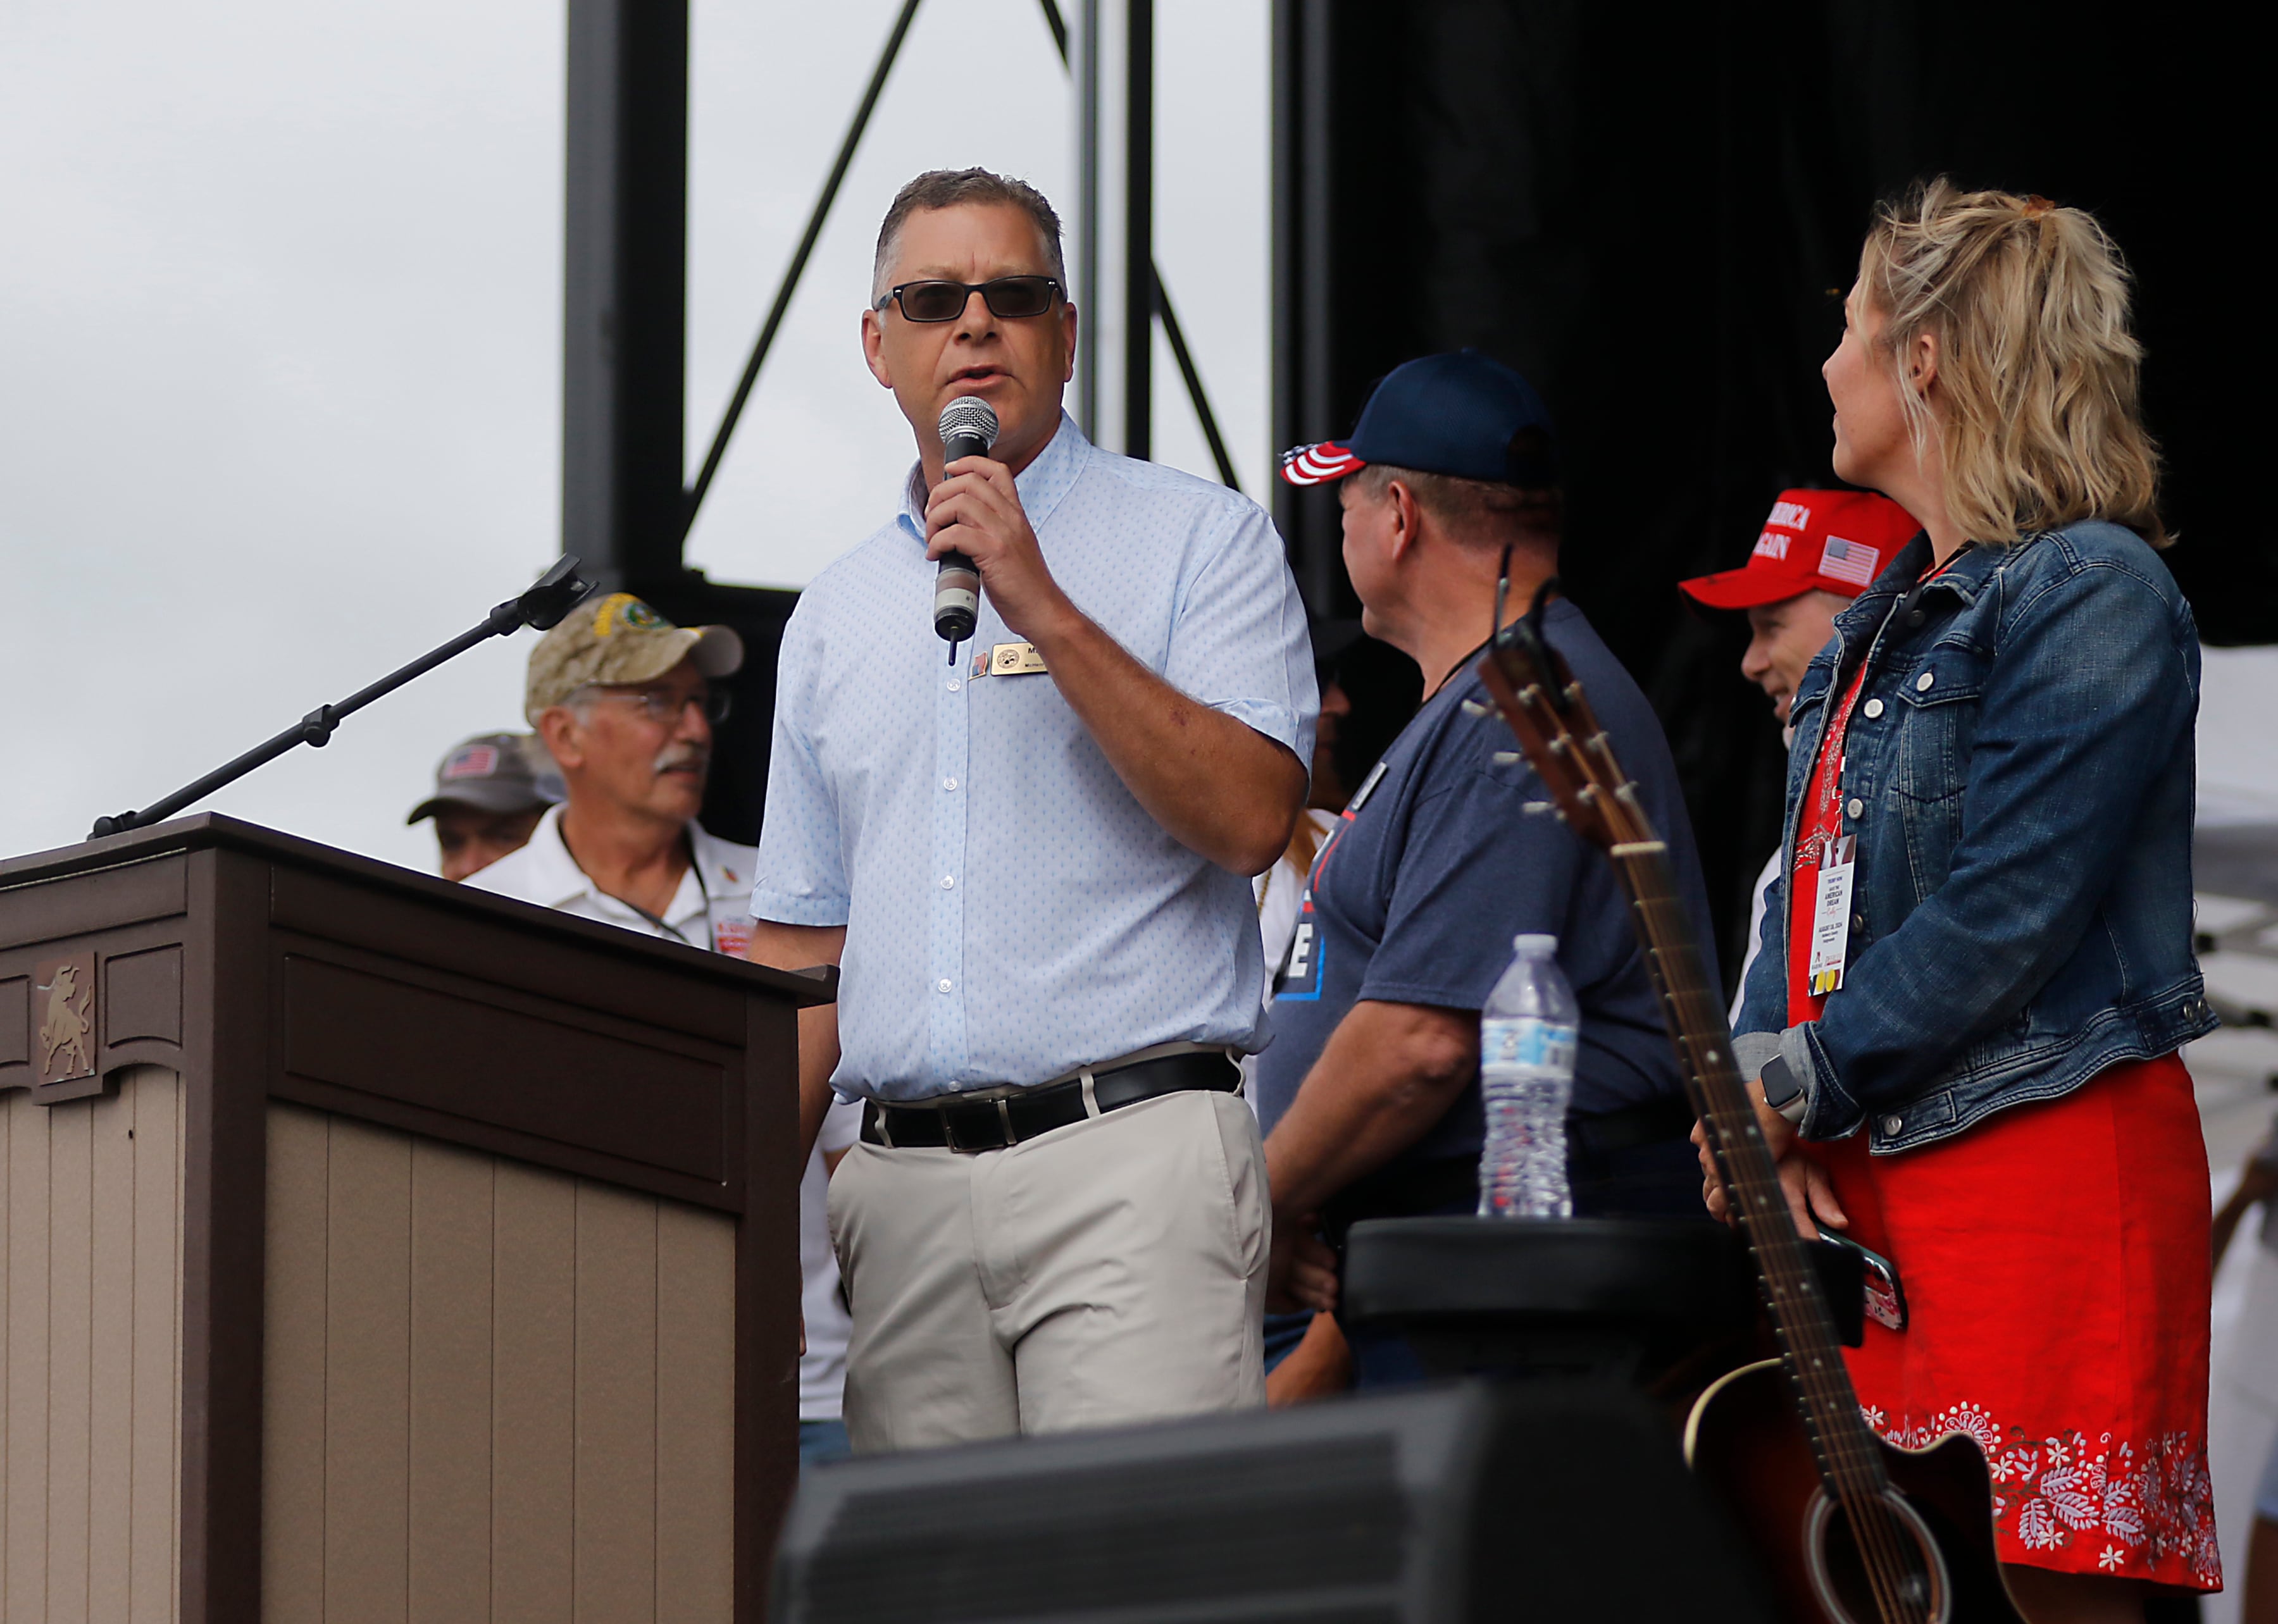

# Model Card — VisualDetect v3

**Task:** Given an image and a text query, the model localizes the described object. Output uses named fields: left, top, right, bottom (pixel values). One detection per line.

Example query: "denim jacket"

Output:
left=1733, top=519, right=2217, bottom=1152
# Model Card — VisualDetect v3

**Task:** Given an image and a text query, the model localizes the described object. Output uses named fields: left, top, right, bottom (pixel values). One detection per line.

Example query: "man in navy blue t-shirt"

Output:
left=1260, top=352, right=1716, bottom=1373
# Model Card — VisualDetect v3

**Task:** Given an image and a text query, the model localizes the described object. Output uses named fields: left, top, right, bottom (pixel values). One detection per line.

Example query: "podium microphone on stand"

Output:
left=933, top=395, right=999, bottom=660
left=88, top=556, right=593, bottom=840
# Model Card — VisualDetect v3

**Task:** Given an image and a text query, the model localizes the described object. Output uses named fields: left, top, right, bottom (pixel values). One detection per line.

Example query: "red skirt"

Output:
left=1803, top=1053, right=2220, bottom=1589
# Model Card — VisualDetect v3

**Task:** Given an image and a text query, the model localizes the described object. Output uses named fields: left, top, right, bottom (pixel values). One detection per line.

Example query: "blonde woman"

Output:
left=1711, top=181, right=2219, bottom=1622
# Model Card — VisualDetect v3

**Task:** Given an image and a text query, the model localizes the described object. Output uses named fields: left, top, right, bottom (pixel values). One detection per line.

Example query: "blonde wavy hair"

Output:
left=1859, top=178, right=2167, bottom=548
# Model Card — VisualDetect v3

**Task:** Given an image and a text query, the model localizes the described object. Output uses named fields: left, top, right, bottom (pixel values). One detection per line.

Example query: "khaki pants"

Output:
left=827, top=1088, right=1269, bottom=1451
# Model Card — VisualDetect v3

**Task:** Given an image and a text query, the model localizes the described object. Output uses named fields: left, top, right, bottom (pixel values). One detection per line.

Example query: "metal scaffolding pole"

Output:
left=1121, top=0, right=1153, bottom=462
left=682, top=0, right=924, bottom=536
left=607, top=0, right=1251, bottom=569
left=561, top=0, right=688, bottom=593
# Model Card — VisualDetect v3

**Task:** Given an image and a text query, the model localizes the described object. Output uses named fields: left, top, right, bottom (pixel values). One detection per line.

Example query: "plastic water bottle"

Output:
left=1478, top=934, right=1581, bottom=1218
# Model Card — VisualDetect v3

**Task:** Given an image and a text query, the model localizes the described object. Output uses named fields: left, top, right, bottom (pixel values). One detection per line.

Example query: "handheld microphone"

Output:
left=933, top=395, right=1000, bottom=646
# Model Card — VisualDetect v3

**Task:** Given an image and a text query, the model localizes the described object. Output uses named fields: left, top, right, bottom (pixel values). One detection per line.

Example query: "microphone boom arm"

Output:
left=88, top=556, right=592, bottom=840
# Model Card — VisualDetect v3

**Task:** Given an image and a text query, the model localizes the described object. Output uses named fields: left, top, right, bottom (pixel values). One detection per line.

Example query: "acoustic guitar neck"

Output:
left=1472, top=602, right=1893, bottom=1518
left=1609, top=834, right=1891, bottom=1506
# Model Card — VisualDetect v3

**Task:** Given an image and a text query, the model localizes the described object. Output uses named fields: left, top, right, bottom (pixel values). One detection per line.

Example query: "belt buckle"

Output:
left=940, top=1089, right=1019, bottom=1155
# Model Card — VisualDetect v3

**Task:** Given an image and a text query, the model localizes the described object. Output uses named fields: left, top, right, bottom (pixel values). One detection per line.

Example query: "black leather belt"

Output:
left=860, top=1050, right=1242, bottom=1153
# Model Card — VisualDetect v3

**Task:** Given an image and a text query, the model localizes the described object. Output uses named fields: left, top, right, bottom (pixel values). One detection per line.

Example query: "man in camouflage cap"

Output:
left=471, top=590, right=747, bottom=944
left=469, top=592, right=868, bottom=1464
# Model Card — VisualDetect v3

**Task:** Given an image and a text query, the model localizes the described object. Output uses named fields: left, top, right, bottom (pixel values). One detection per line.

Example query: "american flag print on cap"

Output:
left=442, top=744, right=501, bottom=781
left=1818, top=535, right=1882, bottom=589
left=1279, top=441, right=1367, bottom=487
left=1677, top=487, right=1918, bottom=610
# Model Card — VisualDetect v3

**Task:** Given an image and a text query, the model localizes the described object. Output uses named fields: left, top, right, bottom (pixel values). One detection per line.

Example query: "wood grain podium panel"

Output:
left=0, top=853, right=186, bottom=959
left=277, top=950, right=735, bottom=1198
left=489, top=1160, right=576, bottom=1622
left=0, top=817, right=817, bottom=1623
left=268, top=867, right=749, bottom=1044
left=407, top=1137, right=495, bottom=1620
left=261, top=1103, right=737, bottom=1624
left=2, top=1068, right=185, bottom=1624
left=656, top=1201, right=738, bottom=1615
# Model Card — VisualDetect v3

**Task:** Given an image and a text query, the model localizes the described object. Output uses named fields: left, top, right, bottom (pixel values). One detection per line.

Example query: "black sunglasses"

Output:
left=876, top=275, right=1064, bottom=323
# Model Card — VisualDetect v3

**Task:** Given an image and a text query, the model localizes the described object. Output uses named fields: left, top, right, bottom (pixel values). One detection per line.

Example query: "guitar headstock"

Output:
left=1474, top=578, right=1640, bottom=854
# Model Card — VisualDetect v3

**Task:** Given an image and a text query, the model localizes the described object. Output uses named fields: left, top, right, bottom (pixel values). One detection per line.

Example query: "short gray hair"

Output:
left=872, top=168, right=1067, bottom=302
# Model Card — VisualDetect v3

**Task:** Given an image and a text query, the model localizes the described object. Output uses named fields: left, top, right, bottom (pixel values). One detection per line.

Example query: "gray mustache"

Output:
left=654, top=746, right=709, bottom=775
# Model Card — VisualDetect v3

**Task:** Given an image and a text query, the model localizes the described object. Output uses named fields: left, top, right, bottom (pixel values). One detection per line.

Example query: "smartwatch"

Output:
left=1759, top=1053, right=1808, bottom=1125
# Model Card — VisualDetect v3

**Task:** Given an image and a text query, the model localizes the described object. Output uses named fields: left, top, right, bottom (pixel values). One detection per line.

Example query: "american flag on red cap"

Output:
left=1818, top=535, right=1882, bottom=589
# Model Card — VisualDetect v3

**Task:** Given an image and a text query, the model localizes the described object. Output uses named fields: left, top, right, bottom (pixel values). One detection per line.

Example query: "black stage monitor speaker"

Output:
left=771, top=1379, right=1772, bottom=1623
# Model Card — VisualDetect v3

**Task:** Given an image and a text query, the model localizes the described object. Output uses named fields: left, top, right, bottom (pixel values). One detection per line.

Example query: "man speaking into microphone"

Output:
left=746, top=168, right=1316, bottom=1451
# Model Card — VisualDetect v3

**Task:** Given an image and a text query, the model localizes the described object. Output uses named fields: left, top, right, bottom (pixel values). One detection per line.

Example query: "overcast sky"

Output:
left=3, top=1, right=2267, bottom=881
left=1, top=0, right=1267, bottom=874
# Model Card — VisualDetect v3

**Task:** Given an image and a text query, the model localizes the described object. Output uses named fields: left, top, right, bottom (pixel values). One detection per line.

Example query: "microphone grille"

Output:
left=937, top=395, right=1000, bottom=449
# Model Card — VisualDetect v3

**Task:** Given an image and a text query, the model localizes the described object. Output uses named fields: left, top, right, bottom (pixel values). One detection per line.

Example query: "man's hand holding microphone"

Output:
left=926, top=397, right=1076, bottom=652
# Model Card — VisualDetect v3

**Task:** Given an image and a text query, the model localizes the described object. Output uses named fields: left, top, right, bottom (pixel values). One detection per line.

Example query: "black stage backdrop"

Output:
left=1273, top=0, right=2257, bottom=988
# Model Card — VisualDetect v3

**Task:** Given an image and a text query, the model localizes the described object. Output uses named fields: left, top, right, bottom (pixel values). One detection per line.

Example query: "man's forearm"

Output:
left=792, top=1005, right=843, bottom=1158
left=1263, top=1000, right=1478, bottom=1218
left=1029, top=603, right=1305, bottom=875
left=746, top=920, right=846, bottom=1162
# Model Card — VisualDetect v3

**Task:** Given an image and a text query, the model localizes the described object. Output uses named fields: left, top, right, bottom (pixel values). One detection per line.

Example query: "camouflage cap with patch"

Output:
left=523, top=592, right=745, bottom=722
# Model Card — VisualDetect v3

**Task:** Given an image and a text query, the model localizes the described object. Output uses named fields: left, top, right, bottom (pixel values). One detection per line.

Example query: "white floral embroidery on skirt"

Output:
left=1865, top=1403, right=2219, bottom=1587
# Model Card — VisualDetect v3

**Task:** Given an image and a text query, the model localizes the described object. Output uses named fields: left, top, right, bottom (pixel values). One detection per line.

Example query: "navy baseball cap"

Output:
left=1280, top=349, right=1560, bottom=488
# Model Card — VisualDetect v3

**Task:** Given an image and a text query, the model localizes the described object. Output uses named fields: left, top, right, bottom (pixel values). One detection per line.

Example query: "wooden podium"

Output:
left=0, top=815, right=828, bottom=1623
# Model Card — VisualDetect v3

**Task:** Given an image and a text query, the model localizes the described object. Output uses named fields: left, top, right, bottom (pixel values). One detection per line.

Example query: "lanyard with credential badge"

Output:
left=1788, top=623, right=1883, bottom=1017
left=1801, top=660, right=1870, bottom=999
left=1788, top=550, right=1960, bottom=1018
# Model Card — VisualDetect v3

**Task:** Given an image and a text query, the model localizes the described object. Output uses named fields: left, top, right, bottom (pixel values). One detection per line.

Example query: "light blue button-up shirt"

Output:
left=752, top=414, right=1317, bottom=1101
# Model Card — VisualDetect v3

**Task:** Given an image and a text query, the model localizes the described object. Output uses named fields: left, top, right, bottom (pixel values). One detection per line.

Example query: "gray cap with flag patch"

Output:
left=407, top=732, right=564, bottom=824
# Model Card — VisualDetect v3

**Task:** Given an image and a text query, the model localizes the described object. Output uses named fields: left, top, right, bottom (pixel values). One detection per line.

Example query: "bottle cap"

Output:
left=1511, top=933, right=1559, bottom=954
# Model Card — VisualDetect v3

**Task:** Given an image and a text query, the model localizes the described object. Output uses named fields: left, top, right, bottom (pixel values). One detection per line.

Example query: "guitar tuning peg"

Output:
left=1492, top=752, right=1522, bottom=766
left=1522, top=801, right=1555, bottom=815
left=1460, top=699, right=1490, bottom=717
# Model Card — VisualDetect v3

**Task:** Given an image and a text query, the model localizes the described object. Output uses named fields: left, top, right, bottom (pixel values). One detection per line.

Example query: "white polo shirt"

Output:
left=1733, top=850, right=1780, bottom=1029
left=469, top=803, right=762, bottom=957
left=468, top=802, right=861, bottom=1422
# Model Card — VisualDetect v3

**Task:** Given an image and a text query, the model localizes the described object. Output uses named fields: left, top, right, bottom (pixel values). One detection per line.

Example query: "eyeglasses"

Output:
left=578, top=687, right=731, bottom=726
left=875, top=275, right=1064, bottom=323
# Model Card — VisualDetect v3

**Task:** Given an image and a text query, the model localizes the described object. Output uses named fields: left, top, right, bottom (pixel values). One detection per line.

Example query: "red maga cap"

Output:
left=1678, top=488, right=1920, bottom=610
